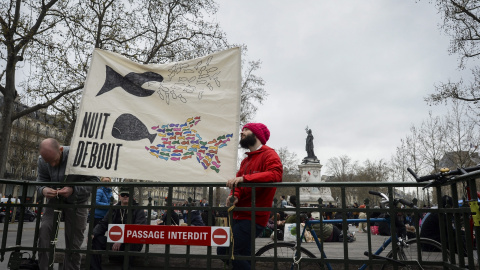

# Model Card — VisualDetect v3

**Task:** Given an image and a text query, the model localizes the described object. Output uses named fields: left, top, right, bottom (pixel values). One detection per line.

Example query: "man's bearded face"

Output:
left=240, top=133, right=257, bottom=149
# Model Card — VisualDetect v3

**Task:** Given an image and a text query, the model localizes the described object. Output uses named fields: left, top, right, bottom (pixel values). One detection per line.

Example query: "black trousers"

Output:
left=90, top=235, right=143, bottom=270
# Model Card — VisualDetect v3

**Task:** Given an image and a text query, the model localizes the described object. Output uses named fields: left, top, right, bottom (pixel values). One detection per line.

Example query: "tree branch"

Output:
left=11, top=84, right=83, bottom=120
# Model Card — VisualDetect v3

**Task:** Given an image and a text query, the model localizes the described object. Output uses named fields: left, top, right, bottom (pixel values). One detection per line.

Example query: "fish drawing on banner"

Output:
left=145, top=116, right=233, bottom=173
left=96, top=65, right=164, bottom=97
left=96, top=56, right=222, bottom=106
left=112, top=114, right=157, bottom=143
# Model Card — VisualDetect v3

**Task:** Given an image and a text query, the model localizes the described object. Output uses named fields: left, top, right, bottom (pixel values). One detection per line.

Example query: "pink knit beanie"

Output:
left=242, top=123, right=270, bottom=145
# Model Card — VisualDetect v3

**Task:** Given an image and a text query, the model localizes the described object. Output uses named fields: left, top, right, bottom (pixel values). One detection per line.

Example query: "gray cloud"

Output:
left=216, top=1, right=470, bottom=165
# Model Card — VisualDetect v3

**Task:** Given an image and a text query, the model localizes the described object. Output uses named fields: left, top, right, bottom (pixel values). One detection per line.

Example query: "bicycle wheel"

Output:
left=381, top=238, right=449, bottom=270
left=254, top=242, right=321, bottom=270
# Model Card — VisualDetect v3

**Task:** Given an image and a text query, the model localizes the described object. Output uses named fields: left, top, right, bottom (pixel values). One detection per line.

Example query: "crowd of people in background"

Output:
left=87, top=190, right=471, bottom=259
left=259, top=194, right=466, bottom=248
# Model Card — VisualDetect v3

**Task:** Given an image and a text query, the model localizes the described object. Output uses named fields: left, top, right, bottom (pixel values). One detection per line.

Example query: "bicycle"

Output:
left=407, top=165, right=480, bottom=269
left=254, top=191, right=447, bottom=270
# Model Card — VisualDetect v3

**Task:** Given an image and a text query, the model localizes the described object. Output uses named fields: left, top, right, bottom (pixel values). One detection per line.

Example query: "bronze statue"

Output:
left=302, top=127, right=319, bottom=164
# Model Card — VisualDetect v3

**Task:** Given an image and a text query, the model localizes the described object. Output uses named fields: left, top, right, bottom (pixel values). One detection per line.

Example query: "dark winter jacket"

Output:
left=94, top=187, right=113, bottom=218
left=187, top=210, right=205, bottom=226
left=160, top=211, right=180, bottom=225
left=36, top=146, right=99, bottom=204
left=93, top=200, right=147, bottom=251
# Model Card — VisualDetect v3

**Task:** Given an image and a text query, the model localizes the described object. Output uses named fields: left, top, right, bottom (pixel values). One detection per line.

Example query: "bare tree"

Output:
left=391, top=139, right=409, bottom=182
left=275, top=146, right=300, bottom=200
left=240, top=58, right=267, bottom=126
left=325, top=155, right=358, bottom=205
left=277, top=146, right=299, bottom=175
left=442, top=100, right=480, bottom=166
left=0, top=0, right=267, bottom=178
left=393, top=101, right=480, bottom=204
left=418, top=111, right=446, bottom=173
left=325, top=155, right=357, bottom=182
left=425, top=1, right=480, bottom=109
left=325, top=155, right=391, bottom=206
left=391, top=127, right=427, bottom=204
left=354, top=159, right=391, bottom=205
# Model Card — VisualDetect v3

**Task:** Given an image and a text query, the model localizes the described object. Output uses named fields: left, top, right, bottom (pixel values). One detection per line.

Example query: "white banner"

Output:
left=66, top=48, right=241, bottom=182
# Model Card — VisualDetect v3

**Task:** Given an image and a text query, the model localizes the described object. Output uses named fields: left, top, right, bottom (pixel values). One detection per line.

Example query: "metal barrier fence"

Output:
left=0, top=178, right=478, bottom=270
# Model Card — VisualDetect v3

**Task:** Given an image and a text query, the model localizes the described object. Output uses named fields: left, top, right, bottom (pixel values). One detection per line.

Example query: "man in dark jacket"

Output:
left=91, top=186, right=147, bottom=270
left=186, top=210, right=205, bottom=226
left=419, top=195, right=466, bottom=253
left=36, top=138, right=99, bottom=270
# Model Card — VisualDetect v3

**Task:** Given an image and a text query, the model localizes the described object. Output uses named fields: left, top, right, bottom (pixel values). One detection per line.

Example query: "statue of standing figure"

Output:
left=302, top=127, right=319, bottom=164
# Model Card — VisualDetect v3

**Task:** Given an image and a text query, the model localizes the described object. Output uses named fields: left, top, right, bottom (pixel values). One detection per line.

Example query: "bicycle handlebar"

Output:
left=368, top=190, right=388, bottom=201
left=368, top=191, right=415, bottom=208
left=407, top=167, right=437, bottom=182
left=407, top=165, right=480, bottom=186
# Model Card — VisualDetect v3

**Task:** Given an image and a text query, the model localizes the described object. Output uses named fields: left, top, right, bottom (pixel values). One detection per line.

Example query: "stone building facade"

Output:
left=0, top=95, right=67, bottom=202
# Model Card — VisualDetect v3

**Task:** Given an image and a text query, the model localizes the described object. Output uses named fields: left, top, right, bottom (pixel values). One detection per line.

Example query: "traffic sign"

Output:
left=211, top=227, right=229, bottom=246
left=106, top=225, right=230, bottom=246
left=107, top=224, right=125, bottom=242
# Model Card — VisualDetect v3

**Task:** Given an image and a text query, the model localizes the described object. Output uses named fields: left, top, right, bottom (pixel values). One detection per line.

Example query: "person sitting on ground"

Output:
left=266, top=212, right=286, bottom=239
left=376, top=205, right=411, bottom=238
left=369, top=206, right=381, bottom=226
left=325, top=202, right=334, bottom=220
left=91, top=186, right=146, bottom=270
left=185, top=209, right=205, bottom=226
left=358, top=204, right=367, bottom=233
left=285, top=195, right=342, bottom=242
left=157, top=209, right=180, bottom=225
left=267, top=212, right=286, bottom=230
left=333, top=211, right=343, bottom=230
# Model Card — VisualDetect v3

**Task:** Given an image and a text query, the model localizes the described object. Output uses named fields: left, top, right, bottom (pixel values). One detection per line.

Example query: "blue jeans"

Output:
left=217, top=219, right=264, bottom=270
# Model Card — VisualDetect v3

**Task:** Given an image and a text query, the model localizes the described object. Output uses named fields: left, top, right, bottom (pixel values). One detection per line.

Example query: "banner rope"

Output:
left=227, top=205, right=235, bottom=260
left=49, top=209, right=62, bottom=267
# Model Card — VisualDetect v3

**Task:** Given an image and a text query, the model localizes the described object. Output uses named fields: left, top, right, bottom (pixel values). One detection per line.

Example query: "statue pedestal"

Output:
left=298, top=163, right=334, bottom=205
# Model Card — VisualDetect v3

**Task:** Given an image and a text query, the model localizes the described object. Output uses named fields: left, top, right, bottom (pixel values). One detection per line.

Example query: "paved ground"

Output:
left=0, top=222, right=394, bottom=269
left=1, top=222, right=477, bottom=269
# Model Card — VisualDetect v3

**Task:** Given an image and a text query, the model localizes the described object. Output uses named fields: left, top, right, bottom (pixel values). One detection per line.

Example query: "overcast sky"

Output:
left=215, top=1, right=471, bottom=172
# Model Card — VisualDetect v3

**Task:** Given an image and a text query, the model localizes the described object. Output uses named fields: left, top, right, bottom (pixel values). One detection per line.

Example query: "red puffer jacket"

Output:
left=230, top=145, right=283, bottom=226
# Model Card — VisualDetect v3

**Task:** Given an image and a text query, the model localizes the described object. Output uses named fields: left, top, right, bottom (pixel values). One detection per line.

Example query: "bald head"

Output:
left=39, top=138, right=63, bottom=167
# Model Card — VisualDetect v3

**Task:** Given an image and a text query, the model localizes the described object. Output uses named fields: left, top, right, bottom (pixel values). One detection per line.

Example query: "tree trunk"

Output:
left=0, top=57, right=17, bottom=180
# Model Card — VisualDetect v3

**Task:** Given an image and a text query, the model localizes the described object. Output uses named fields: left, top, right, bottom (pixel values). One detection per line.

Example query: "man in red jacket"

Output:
left=218, top=122, right=283, bottom=269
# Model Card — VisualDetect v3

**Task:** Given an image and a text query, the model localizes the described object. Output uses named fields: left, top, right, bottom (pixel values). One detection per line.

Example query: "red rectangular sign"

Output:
left=107, top=224, right=230, bottom=247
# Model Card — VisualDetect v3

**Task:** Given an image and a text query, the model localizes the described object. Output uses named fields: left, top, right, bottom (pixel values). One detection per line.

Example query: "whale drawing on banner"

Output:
left=96, top=65, right=164, bottom=97
left=146, top=116, right=233, bottom=173
left=112, top=114, right=157, bottom=143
